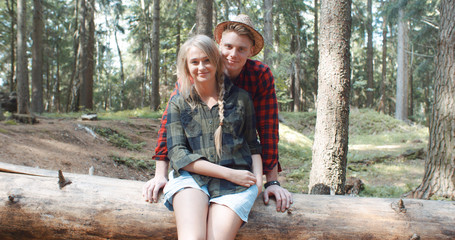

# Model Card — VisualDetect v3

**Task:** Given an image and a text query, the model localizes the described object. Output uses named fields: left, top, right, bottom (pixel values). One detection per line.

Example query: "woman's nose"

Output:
left=198, top=62, right=207, bottom=70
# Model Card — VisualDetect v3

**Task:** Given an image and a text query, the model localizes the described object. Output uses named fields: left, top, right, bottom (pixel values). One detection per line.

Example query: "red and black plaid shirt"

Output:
left=153, top=59, right=281, bottom=173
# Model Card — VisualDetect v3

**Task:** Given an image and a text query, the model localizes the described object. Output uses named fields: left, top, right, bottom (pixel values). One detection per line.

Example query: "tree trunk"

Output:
left=84, top=0, right=95, bottom=110
left=263, top=0, right=273, bottom=66
left=366, top=0, right=374, bottom=108
left=6, top=0, right=16, bottom=93
left=378, top=0, right=387, bottom=113
left=196, top=0, right=213, bottom=38
left=16, top=0, right=29, bottom=114
left=67, top=0, right=79, bottom=112
left=293, top=16, right=301, bottom=112
left=409, top=0, right=455, bottom=200
left=78, top=0, right=88, bottom=111
left=309, top=0, right=351, bottom=195
left=1, top=162, right=455, bottom=240
left=313, top=0, right=319, bottom=104
left=395, top=7, right=409, bottom=121
left=150, top=0, right=161, bottom=111
left=32, top=0, right=44, bottom=114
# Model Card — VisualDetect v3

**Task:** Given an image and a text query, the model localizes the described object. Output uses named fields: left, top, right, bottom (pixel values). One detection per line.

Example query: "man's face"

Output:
left=219, top=31, right=254, bottom=74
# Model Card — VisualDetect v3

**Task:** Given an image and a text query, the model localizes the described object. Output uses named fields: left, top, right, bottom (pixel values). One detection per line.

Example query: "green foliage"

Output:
left=110, top=154, right=155, bottom=171
left=92, top=126, right=146, bottom=151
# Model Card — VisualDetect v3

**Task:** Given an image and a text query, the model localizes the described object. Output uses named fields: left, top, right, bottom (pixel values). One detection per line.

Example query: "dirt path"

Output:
left=0, top=117, right=161, bottom=181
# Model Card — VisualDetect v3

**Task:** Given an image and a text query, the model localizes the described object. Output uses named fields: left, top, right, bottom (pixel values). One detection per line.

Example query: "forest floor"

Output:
left=0, top=116, right=161, bottom=181
left=0, top=110, right=429, bottom=198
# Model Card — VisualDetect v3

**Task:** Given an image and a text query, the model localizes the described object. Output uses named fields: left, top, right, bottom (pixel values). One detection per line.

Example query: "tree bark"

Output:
left=395, top=7, right=409, bottom=121
left=378, top=0, right=387, bottom=113
left=409, top=0, right=455, bottom=200
left=6, top=0, right=16, bottom=93
left=31, top=0, right=44, bottom=114
left=309, top=0, right=351, bottom=195
left=366, top=0, right=374, bottom=108
left=84, top=0, right=95, bottom=111
left=313, top=0, right=319, bottom=104
left=16, top=0, right=29, bottom=114
left=1, top=162, right=455, bottom=240
left=263, top=0, right=273, bottom=66
left=150, top=0, right=161, bottom=111
left=196, top=0, right=213, bottom=38
left=293, top=15, right=301, bottom=112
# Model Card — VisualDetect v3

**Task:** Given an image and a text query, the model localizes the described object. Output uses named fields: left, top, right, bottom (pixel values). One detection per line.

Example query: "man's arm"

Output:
left=252, top=61, right=293, bottom=211
left=143, top=83, right=179, bottom=203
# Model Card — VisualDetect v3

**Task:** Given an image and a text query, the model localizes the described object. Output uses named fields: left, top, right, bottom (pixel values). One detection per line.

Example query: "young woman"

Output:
left=163, top=34, right=263, bottom=239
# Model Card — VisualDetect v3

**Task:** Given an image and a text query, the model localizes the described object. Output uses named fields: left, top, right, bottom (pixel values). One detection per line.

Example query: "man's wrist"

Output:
left=264, top=180, right=280, bottom=189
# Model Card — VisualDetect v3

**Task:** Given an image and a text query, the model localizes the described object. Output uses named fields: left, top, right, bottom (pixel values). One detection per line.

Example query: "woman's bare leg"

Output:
left=173, top=188, right=209, bottom=240
left=206, top=203, right=243, bottom=240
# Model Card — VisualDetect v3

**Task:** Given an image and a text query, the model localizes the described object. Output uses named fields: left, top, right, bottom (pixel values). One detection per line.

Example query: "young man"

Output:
left=143, top=14, right=293, bottom=212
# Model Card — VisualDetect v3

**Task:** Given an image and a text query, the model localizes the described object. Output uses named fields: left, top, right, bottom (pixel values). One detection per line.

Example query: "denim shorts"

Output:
left=163, top=170, right=258, bottom=222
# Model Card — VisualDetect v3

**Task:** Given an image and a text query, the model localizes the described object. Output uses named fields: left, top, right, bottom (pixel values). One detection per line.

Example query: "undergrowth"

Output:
left=92, top=126, right=146, bottom=151
left=110, top=155, right=155, bottom=171
left=278, top=108, right=429, bottom=198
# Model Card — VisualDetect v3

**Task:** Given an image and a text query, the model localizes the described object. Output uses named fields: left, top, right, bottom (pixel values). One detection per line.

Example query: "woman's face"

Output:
left=187, top=46, right=216, bottom=85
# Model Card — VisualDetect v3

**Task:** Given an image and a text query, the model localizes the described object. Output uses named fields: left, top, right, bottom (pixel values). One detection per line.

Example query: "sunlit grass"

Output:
left=278, top=109, right=429, bottom=197
left=42, top=108, right=163, bottom=120
left=98, top=108, right=163, bottom=120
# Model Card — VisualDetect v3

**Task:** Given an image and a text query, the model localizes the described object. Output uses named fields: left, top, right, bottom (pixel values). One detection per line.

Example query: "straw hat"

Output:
left=214, top=14, right=264, bottom=57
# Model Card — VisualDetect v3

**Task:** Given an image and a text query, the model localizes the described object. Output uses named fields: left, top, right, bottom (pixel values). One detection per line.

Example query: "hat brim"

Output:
left=214, top=21, right=264, bottom=57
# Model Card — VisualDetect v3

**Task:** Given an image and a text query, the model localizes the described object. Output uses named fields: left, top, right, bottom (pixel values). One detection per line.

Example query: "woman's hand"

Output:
left=225, top=169, right=257, bottom=188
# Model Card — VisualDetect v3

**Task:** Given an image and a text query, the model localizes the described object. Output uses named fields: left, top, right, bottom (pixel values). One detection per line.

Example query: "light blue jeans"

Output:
left=163, top=170, right=258, bottom=222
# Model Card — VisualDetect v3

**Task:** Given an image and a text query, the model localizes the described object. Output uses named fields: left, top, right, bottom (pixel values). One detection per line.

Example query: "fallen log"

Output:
left=1, top=162, right=454, bottom=240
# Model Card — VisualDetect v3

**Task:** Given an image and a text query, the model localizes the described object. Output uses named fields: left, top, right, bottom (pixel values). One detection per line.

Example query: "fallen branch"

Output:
left=1, top=162, right=454, bottom=240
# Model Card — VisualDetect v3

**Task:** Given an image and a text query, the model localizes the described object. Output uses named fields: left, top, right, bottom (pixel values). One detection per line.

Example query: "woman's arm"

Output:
left=251, top=154, right=263, bottom=194
left=182, top=160, right=257, bottom=188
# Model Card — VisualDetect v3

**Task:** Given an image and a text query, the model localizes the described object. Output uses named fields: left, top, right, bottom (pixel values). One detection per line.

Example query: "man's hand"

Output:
left=263, top=184, right=293, bottom=212
left=142, top=160, right=169, bottom=203
left=142, top=175, right=168, bottom=203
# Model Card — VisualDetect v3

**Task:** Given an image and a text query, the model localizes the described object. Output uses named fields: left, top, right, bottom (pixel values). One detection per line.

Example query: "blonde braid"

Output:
left=214, top=76, right=225, bottom=158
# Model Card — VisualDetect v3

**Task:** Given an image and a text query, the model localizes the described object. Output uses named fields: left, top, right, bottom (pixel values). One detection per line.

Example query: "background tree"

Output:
left=395, top=2, right=409, bottom=121
left=365, top=0, right=373, bottom=108
left=263, top=0, right=273, bottom=66
left=31, top=0, right=44, bottom=113
left=150, top=0, right=160, bottom=111
left=378, top=0, right=388, bottom=113
left=409, top=0, right=455, bottom=200
left=196, top=0, right=212, bottom=37
left=309, top=0, right=352, bottom=195
left=0, top=0, right=440, bottom=125
left=16, top=0, right=29, bottom=114
left=5, top=0, right=16, bottom=92
left=313, top=0, right=319, bottom=102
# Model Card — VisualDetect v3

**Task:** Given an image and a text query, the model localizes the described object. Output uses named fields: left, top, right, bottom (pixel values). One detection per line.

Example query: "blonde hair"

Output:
left=176, top=35, right=226, bottom=158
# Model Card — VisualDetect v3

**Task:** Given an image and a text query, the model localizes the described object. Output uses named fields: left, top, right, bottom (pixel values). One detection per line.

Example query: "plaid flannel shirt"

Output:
left=153, top=59, right=280, bottom=173
left=166, top=78, right=261, bottom=198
